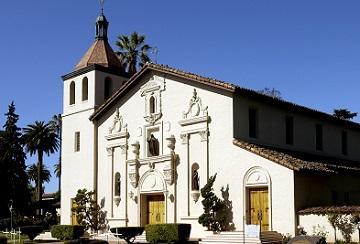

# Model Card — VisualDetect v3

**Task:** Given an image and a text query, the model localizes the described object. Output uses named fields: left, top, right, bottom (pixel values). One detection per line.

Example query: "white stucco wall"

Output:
left=299, top=214, right=359, bottom=242
left=94, top=72, right=297, bottom=238
left=61, top=68, right=127, bottom=225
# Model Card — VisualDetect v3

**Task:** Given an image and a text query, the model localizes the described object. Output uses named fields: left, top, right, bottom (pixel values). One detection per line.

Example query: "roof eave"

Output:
left=62, top=64, right=129, bottom=81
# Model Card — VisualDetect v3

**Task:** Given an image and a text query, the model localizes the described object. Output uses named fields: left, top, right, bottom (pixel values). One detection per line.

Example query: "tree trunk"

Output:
left=37, top=150, right=43, bottom=215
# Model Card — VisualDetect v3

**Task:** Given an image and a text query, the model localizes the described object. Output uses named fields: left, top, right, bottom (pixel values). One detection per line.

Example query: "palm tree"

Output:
left=27, top=163, right=51, bottom=185
left=23, top=121, right=59, bottom=212
left=49, top=114, right=62, bottom=193
left=115, top=32, right=152, bottom=75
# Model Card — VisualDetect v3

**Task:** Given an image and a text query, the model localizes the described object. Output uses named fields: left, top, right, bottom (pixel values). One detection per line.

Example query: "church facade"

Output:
left=61, top=13, right=360, bottom=240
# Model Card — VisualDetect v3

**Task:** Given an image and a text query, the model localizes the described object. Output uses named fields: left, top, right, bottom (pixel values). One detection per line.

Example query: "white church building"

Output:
left=60, top=12, right=360, bottom=240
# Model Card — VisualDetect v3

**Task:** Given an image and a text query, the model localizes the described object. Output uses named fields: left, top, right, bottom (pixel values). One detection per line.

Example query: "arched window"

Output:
left=104, top=77, right=112, bottom=100
left=69, top=81, right=75, bottom=105
left=82, top=77, right=88, bottom=101
left=149, top=96, right=156, bottom=114
left=115, top=172, right=121, bottom=197
left=191, top=163, right=200, bottom=191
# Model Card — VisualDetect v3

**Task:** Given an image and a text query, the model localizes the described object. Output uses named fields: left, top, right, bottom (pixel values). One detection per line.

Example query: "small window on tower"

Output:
left=82, top=77, right=88, bottom=101
left=70, top=81, right=75, bottom=105
left=74, top=131, right=80, bottom=152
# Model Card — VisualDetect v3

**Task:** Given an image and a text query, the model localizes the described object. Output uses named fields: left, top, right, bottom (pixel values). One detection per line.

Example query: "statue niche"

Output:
left=192, top=169, right=200, bottom=191
left=147, top=134, right=159, bottom=156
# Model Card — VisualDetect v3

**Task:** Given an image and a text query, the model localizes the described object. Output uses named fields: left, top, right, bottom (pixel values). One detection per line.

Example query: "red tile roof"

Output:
left=75, top=39, right=124, bottom=71
left=89, top=63, right=360, bottom=132
left=233, top=139, right=360, bottom=173
left=298, top=206, right=360, bottom=215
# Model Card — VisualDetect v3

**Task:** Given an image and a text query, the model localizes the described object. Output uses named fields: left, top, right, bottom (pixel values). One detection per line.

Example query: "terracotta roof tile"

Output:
left=233, top=139, right=360, bottom=173
left=75, top=39, right=124, bottom=71
left=89, top=63, right=360, bottom=131
left=298, top=206, right=360, bottom=215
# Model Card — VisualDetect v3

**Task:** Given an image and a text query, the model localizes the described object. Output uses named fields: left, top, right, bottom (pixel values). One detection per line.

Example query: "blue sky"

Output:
left=0, top=0, right=359, bottom=192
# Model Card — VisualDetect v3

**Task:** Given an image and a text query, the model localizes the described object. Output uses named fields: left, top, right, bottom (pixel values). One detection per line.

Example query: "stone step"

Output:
left=34, top=231, right=58, bottom=241
left=199, top=231, right=260, bottom=244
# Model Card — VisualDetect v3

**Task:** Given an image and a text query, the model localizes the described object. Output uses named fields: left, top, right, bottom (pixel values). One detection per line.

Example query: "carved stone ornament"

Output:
left=163, top=167, right=174, bottom=185
left=114, top=196, right=121, bottom=206
left=119, top=144, right=128, bottom=154
left=180, top=133, right=189, bottom=144
left=166, top=135, right=176, bottom=153
left=131, top=141, right=140, bottom=159
left=106, top=147, right=113, bottom=156
left=129, top=169, right=139, bottom=188
left=148, top=162, right=155, bottom=171
left=108, top=108, right=127, bottom=134
left=199, top=129, right=209, bottom=142
left=140, top=75, right=165, bottom=125
left=191, top=190, right=201, bottom=203
left=183, top=89, right=208, bottom=119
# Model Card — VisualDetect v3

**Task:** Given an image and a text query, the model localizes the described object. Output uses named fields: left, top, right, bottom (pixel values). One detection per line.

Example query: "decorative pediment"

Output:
left=183, top=89, right=208, bottom=119
left=140, top=75, right=165, bottom=95
left=106, top=108, right=129, bottom=140
left=245, top=168, right=269, bottom=186
left=140, top=75, right=165, bottom=125
left=179, top=89, right=209, bottom=126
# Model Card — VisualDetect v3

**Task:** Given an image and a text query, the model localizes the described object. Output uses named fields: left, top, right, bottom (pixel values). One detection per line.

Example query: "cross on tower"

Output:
left=99, top=0, right=105, bottom=13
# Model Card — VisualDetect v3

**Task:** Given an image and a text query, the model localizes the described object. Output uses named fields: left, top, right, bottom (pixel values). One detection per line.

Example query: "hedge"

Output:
left=0, top=236, right=7, bottom=244
left=145, top=224, right=191, bottom=243
left=20, top=225, right=44, bottom=240
left=50, top=225, right=85, bottom=240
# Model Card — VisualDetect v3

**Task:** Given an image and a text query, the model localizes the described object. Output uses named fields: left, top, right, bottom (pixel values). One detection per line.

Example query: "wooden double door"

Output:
left=146, top=195, right=165, bottom=224
left=248, top=187, right=269, bottom=231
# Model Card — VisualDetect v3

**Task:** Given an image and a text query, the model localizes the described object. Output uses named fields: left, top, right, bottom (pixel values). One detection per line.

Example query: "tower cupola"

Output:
left=95, top=12, right=109, bottom=40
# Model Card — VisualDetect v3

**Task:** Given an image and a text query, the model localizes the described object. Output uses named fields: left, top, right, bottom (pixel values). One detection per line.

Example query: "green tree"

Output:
left=115, top=32, right=152, bottom=75
left=27, top=163, right=51, bottom=185
left=328, top=214, right=338, bottom=241
left=23, top=121, right=59, bottom=213
left=49, top=114, right=62, bottom=193
left=333, top=108, right=357, bottom=120
left=72, top=189, right=107, bottom=232
left=0, top=102, right=31, bottom=218
left=198, top=174, right=235, bottom=232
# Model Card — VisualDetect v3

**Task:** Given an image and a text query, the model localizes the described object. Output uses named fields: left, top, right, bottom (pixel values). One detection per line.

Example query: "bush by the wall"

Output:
left=0, top=236, right=7, bottom=244
left=145, top=224, right=191, bottom=243
left=50, top=225, right=84, bottom=240
left=20, top=225, right=44, bottom=240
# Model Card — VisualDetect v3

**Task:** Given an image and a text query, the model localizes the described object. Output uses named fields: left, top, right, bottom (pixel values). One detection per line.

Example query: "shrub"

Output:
left=0, top=236, right=7, bottom=244
left=145, top=224, right=191, bottom=243
left=51, top=225, right=85, bottom=240
left=20, top=225, right=44, bottom=240
left=110, top=227, right=144, bottom=243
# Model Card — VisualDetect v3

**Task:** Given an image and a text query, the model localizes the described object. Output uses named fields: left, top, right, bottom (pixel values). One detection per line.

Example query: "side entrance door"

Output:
left=147, top=195, right=165, bottom=224
left=248, top=187, right=269, bottom=231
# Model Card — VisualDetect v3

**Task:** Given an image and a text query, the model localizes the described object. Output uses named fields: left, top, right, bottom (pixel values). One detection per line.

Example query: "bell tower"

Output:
left=60, top=10, right=129, bottom=224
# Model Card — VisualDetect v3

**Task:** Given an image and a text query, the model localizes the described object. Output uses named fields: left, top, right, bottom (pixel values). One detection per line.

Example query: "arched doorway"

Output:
left=243, top=167, right=272, bottom=231
left=138, top=170, right=167, bottom=226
